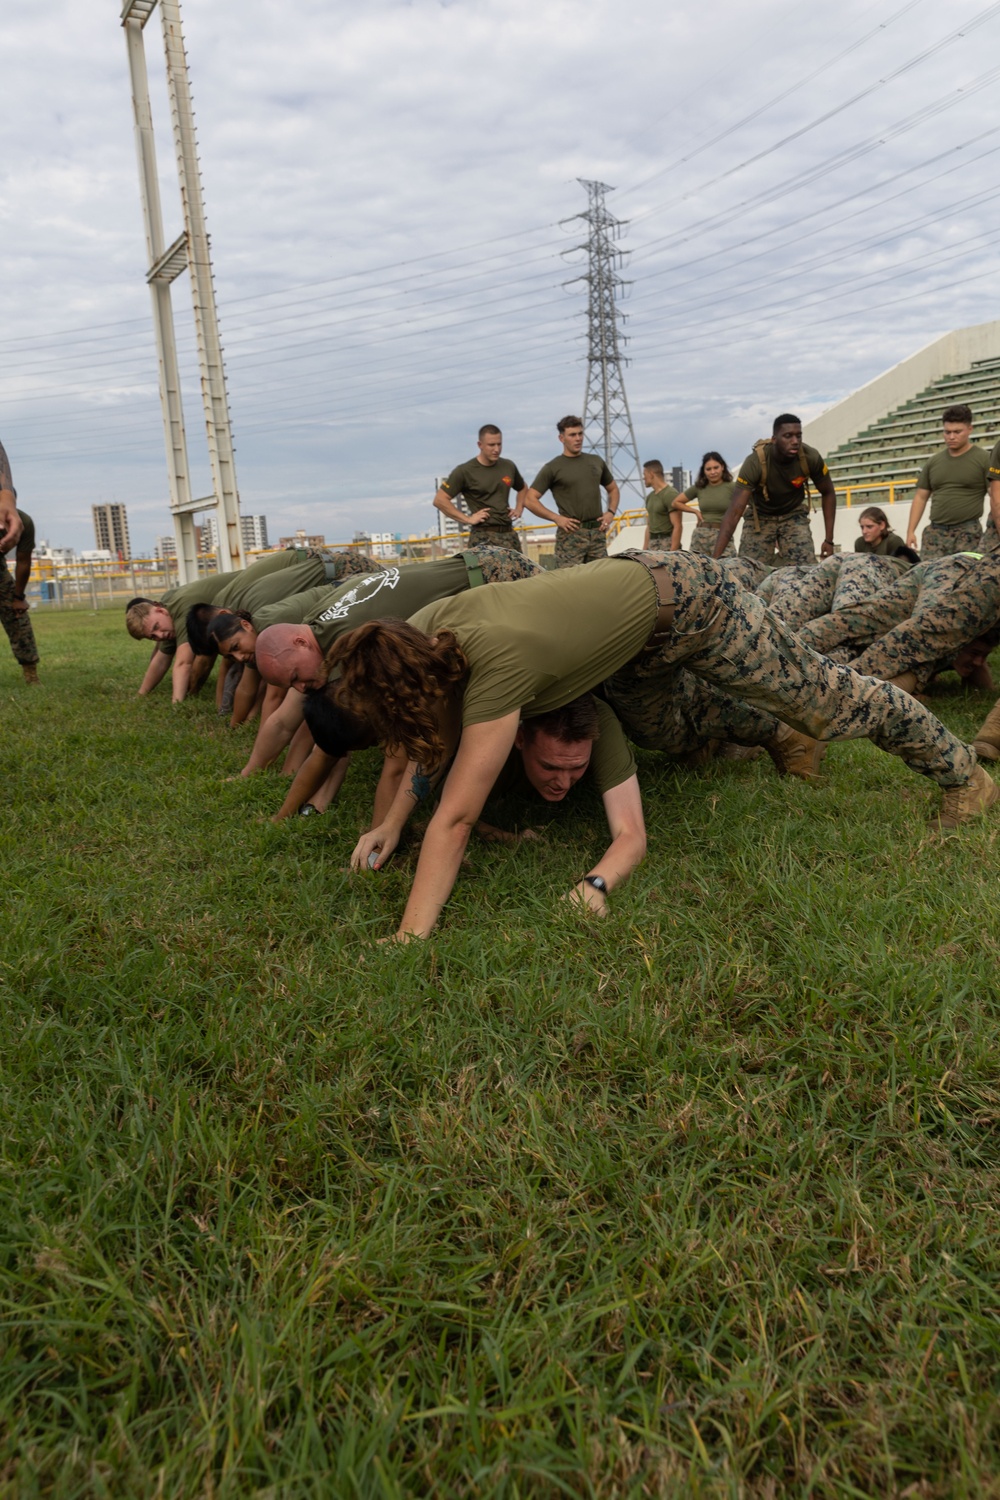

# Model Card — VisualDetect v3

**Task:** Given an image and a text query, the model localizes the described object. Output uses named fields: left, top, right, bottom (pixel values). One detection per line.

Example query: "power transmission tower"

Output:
left=566, top=180, right=644, bottom=505
left=121, top=0, right=243, bottom=581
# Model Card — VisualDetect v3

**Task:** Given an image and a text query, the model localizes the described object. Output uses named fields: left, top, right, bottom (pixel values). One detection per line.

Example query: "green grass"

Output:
left=3, top=610, right=1000, bottom=1498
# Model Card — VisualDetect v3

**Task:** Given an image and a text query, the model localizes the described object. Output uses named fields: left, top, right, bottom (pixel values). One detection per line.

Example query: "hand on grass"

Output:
left=564, top=881, right=608, bottom=916
left=352, top=825, right=400, bottom=871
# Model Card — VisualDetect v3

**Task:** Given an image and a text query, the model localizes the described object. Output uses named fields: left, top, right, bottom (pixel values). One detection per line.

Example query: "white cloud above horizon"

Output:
left=2, top=0, right=999, bottom=553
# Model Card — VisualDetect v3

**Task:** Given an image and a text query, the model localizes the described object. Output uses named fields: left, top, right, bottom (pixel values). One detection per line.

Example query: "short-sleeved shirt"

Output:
left=854, top=530, right=909, bottom=556
left=917, top=446, right=990, bottom=526
left=989, top=439, right=1000, bottom=486
left=684, top=481, right=736, bottom=524
left=488, top=700, right=636, bottom=812
left=646, top=486, right=679, bottom=537
left=1, top=507, right=34, bottom=565
left=213, top=554, right=328, bottom=618
left=735, top=442, right=829, bottom=517
left=253, top=554, right=485, bottom=656
left=440, top=458, right=525, bottom=530
left=158, top=548, right=307, bottom=652
left=408, top=557, right=656, bottom=727
left=531, top=453, right=614, bottom=521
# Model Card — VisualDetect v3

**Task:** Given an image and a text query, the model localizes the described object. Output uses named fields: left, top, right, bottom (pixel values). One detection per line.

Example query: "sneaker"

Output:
left=298, top=803, right=321, bottom=817
left=934, top=763, right=999, bottom=830
left=972, top=699, right=1000, bottom=762
left=764, top=722, right=826, bottom=783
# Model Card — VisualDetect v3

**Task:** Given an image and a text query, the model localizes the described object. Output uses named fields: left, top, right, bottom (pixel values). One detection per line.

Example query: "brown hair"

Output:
left=325, top=619, right=469, bottom=768
left=521, top=693, right=601, bottom=745
left=859, top=505, right=889, bottom=538
left=942, top=404, right=973, bottom=426
left=125, top=598, right=156, bottom=639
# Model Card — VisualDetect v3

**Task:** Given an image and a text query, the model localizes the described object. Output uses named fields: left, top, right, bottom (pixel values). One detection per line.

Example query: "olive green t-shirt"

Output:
left=988, top=438, right=1000, bottom=485
left=854, top=530, right=908, bottom=557
left=735, top=443, right=828, bottom=517
left=158, top=547, right=307, bottom=652
left=646, top=486, right=679, bottom=538
left=684, top=480, right=736, bottom=524
left=253, top=555, right=483, bottom=655
left=489, top=700, right=636, bottom=806
left=916, top=446, right=989, bottom=525
left=441, top=458, right=526, bottom=529
left=531, top=453, right=614, bottom=521
left=408, top=557, right=656, bottom=726
left=213, top=554, right=328, bottom=617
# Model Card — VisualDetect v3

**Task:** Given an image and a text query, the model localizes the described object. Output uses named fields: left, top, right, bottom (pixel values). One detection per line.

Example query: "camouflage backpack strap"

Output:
left=750, top=438, right=770, bottom=533
left=800, top=445, right=814, bottom=512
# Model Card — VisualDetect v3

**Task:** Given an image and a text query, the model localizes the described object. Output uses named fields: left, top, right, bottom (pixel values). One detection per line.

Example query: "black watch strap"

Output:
left=583, top=874, right=608, bottom=893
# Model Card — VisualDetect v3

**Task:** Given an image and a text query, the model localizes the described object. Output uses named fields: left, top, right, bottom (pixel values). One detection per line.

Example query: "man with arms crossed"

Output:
left=906, top=404, right=992, bottom=560
left=522, top=415, right=620, bottom=567
left=714, top=414, right=835, bottom=566
left=433, top=425, right=528, bottom=552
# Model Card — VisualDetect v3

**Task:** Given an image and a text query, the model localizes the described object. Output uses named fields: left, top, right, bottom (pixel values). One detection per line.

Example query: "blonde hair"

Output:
left=125, top=599, right=157, bottom=640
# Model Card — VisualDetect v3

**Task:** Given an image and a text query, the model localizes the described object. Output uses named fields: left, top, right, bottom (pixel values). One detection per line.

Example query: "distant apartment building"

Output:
left=354, top=529, right=400, bottom=560
left=202, top=513, right=269, bottom=555
left=154, top=535, right=177, bottom=561
left=278, top=529, right=325, bottom=549
left=92, top=502, right=131, bottom=560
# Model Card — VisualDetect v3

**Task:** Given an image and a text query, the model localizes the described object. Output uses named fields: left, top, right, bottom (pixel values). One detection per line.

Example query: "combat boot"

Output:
left=21, top=664, right=39, bottom=685
left=934, top=763, right=999, bottom=829
left=972, top=698, right=1000, bottom=762
left=763, top=722, right=826, bottom=783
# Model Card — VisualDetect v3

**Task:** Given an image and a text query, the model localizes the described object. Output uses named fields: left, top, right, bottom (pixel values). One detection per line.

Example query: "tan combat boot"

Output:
left=764, top=722, right=826, bottom=783
left=934, top=763, right=999, bottom=829
left=22, top=664, right=39, bottom=685
left=972, top=698, right=1000, bottom=762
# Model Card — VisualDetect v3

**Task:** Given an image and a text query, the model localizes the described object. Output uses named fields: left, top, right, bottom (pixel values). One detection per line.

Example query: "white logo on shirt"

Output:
left=316, top=567, right=401, bottom=623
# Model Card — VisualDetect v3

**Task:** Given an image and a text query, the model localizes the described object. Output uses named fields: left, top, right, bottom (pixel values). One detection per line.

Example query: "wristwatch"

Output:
left=583, top=874, right=608, bottom=893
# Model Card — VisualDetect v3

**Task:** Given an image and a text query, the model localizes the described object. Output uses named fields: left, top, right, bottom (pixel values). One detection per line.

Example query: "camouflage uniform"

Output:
left=919, top=518, right=983, bottom=561
left=604, top=551, right=975, bottom=786
left=472, top=546, right=541, bottom=583
left=689, top=522, right=735, bottom=558
left=981, top=515, right=999, bottom=554
left=739, top=507, right=816, bottom=568
left=554, top=525, right=608, bottom=568
left=315, top=548, right=390, bottom=580
left=602, top=663, right=778, bottom=756
left=759, top=554, right=908, bottom=632
left=0, top=553, right=39, bottom=667
left=798, top=553, right=1000, bottom=688
left=468, top=524, right=523, bottom=554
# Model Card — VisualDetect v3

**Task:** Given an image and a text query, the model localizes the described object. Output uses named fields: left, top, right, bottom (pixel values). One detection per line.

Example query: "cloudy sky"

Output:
left=2, top=0, right=1000, bottom=554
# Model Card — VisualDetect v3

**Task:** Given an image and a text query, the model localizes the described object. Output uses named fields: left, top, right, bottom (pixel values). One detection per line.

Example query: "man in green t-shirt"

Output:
left=433, top=425, right=528, bottom=553
left=522, top=415, right=621, bottom=567
left=713, top=414, right=836, bottom=567
left=907, top=405, right=991, bottom=560
left=0, top=507, right=40, bottom=684
left=642, top=461, right=681, bottom=550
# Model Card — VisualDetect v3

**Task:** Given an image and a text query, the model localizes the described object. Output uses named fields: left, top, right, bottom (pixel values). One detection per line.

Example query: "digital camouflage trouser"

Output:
left=471, top=546, right=541, bottom=584
left=797, top=554, right=1000, bottom=687
left=313, top=548, right=391, bottom=580
left=759, top=554, right=910, bottom=632
left=0, top=559, right=39, bottom=666
left=468, top=525, right=523, bottom=554
left=554, top=525, right=608, bottom=568
left=918, top=518, right=983, bottom=561
left=738, top=506, right=816, bottom=567
left=688, top=521, right=735, bottom=558
left=602, top=664, right=779, bottom=756
left=605, top=551, right=975, bottom=786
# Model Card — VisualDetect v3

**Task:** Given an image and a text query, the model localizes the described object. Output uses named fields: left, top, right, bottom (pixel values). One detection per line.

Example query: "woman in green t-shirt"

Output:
left=854, top=506, right=909, bottom=558
left=678, top=453, right=737, bottom=557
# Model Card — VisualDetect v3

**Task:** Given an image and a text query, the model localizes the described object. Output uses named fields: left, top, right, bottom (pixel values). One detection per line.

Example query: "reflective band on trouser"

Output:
left=462, top=551, right=486, bottom=589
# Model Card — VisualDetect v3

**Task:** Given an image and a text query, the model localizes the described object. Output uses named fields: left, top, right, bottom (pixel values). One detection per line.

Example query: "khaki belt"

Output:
left=618, top=549, right=675, bottom=647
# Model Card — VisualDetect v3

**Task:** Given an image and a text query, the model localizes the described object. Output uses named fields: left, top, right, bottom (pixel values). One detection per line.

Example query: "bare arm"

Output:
left=512, top=485, right=530, bottom=521
left=241, top=688, right=306, bottom=775
left=817, top=475, right=837, bottom=558
left=598, top=480, right=621, bottom=532
left=230, top=665, right=261, bottom=726
left=0, top=442, right=22, bottom=549
left=906, top=488, right=930, bottom=549
left=272, top=747, right=345, bottom=820
left=567, top=773, right=646, bottom=915
left=713, top=485, right=751, bottom=558
left=521, top=487, right=579, bottom=532
left=433, top=487, right=488, bottom=527
left=171, top=643, right=195, bottom=703
left=138, top=647, right=171, bottom=696
left=989, top=478, right=1000, bottom=538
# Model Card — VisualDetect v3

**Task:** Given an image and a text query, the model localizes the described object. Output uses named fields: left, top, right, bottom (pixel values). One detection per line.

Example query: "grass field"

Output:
left=3, top=609, right=1000, bottom=1498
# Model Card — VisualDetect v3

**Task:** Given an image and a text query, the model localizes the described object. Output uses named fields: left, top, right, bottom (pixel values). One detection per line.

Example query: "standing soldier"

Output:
left=0, top=436, right=23, bottom=551
left=906, top=405, right=992, bottom=560
left=713, top=414, right=836, bottom=567
left=0, top=493, right=40, bottom=685
left=641, top=460, right=681, bottom=551
left=432, top=425, right=528, bottom=553
left=522, top=415, right=620, bottom=567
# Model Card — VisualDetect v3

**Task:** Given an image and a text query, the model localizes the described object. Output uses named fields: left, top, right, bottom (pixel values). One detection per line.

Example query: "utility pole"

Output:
left=566, top=180, right=644, bottom=505
left=121, top=0, right=243, bottom=581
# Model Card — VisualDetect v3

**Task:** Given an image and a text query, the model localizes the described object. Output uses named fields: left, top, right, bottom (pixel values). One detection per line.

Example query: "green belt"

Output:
left=462, top=550, right=486, bottom=589
left=577, top=518, right=603, bottom=530
left=323, top=559, right=342, bottom=582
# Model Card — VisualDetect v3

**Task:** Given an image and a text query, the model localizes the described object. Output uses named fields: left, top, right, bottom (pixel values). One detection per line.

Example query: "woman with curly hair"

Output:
left=327, top=552, right=994, bottom=940
left=677, top=452, right=737, bottom=557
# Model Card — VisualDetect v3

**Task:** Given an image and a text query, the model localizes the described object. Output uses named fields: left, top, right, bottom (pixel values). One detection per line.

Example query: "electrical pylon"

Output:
left=121, top=0, right=243, bottom=581
left=566, top=180, right=644, bottom=504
